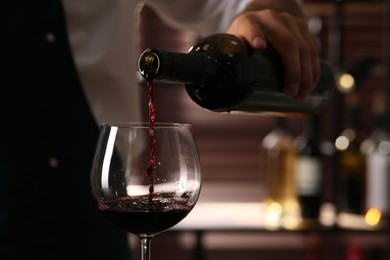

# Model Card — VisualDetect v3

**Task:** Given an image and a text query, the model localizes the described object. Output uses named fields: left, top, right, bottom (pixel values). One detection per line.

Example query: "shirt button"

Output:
left=46, top=32, right=56, bottom=43
left=49, top=157, right=59, bottom=168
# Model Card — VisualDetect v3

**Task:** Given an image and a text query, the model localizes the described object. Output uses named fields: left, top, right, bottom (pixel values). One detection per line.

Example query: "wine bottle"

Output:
left=335, top=99, right=366, bottom=223
left=261, top=118, right=300, bottom=230
left=295, top=116, right=323, bottom=227
left=361, top=98, right=390, bottom=229
left=138, top=33, right=335, bottom=116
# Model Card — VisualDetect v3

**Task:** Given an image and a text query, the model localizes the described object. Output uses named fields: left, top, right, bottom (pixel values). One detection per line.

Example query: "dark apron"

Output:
left=0, top=0, right=131, bottom=259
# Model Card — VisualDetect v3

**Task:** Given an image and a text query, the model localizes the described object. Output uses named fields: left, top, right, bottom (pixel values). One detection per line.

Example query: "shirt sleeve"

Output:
left=145, top=0, right=253, bottom=36
left=146, top=0, right=304, bottom=36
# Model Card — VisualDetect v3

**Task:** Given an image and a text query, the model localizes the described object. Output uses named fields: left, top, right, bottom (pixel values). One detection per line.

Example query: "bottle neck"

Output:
left=138, top=48, right=207, bottom=84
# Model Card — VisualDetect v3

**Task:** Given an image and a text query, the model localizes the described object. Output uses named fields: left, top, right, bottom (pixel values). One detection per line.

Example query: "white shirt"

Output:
left=62, top=0, right=252, bottom=125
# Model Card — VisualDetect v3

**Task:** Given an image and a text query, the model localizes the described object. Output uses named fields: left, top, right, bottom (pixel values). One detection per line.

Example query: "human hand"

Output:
left=227, top=9, right=320, bottom=100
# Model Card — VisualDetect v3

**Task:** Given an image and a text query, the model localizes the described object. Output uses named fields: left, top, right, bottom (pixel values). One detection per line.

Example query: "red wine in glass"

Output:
left=99, top=196, right=193, bottom=235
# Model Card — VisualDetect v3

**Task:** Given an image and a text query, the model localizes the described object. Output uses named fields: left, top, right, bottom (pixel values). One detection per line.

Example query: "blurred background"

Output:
left=133, top=1, right=390, bottom=259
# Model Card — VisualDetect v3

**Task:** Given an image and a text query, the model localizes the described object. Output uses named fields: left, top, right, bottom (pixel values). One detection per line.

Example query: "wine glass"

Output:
left=90, top=122, right=202, bottom=260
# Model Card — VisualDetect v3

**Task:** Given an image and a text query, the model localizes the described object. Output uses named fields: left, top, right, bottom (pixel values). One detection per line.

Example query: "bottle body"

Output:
left=335, top=127, right=366, bottom=216
left=364, top=129, right=390, bottom=228
left=362, top=107, right=390, bottom=228
left=138, top=33, right=335, bottom=116
left=295, top=116, right=323, bottom=224
left=261, top=119, right=300, bottom=230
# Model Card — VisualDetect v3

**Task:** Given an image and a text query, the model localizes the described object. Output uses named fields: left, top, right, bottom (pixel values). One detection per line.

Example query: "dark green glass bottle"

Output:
left=138, top=33, right=335, bottom=116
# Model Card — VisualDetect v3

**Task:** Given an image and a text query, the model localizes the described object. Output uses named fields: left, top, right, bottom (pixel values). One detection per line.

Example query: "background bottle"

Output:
left=294, top=116, right=323, bottom=227
left=335, top=97, right=366, bottom=224
left=361, top=94, right=390, bottom=229
left=138, top=33, right=335, bottom=116
left=261, top=118, right=300, bottom=230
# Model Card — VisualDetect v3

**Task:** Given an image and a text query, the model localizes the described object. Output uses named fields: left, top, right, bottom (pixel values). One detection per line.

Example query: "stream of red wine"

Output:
left=147, top=80, right=156, bottom=203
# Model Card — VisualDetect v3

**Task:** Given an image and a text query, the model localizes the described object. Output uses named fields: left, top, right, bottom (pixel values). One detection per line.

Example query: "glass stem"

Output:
left=140, top=235, right=153, bottom=260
